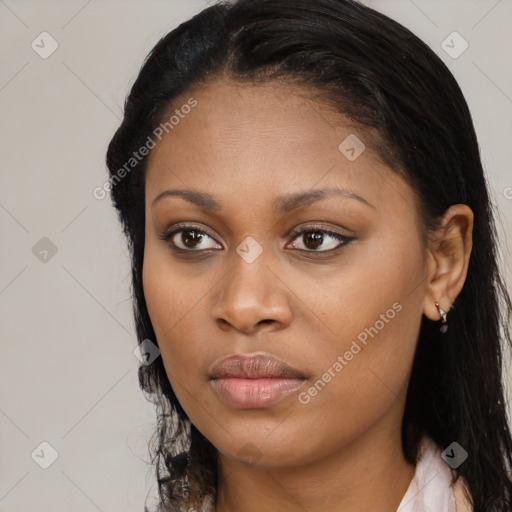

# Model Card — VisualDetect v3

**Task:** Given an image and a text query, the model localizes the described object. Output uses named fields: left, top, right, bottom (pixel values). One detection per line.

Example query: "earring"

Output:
left=435, top=302, right=451, bottom=333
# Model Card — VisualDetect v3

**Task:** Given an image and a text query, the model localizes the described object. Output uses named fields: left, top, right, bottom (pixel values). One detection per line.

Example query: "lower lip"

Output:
left=211, top=377, right=305, bottom=408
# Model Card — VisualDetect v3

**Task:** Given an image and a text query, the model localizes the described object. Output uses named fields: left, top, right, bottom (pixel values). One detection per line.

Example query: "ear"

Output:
left=422, top=204, right=474, bottom=321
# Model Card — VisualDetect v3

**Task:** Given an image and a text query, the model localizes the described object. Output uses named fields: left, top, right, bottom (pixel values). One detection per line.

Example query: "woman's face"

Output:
left=143, top=80, right=429, bottom=467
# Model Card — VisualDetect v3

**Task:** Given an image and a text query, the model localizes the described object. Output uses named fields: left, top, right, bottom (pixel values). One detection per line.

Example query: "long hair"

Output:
left=105, top=1, right=512, bottom=510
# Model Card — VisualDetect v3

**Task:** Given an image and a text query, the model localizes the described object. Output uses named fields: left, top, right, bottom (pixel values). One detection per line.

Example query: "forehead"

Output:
left=144, top=79, right=416, bottom=219
left=150, top=79, right=382, bottom=156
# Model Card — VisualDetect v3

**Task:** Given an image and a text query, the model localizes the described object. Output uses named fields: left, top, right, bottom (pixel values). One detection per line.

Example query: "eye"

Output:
left=158, top=223, right=354, bottom=254
left=158, top=224, right=222, bottom=252
left=287, top=225, right=354, bottom=252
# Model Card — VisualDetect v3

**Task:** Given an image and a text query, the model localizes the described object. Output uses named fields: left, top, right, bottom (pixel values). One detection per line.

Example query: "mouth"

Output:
left=209, top=353, right=306, bottom=408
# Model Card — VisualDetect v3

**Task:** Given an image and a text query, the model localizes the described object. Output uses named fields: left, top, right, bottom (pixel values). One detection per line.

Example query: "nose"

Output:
left=211, top=253, right=293, bottom=335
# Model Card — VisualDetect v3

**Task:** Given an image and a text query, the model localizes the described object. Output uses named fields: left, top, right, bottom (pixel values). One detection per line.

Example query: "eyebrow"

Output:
left=151, top=187, right=375, bottom=212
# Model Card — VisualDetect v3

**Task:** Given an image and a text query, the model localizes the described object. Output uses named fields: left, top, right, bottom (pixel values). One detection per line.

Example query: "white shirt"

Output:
left=397, top=436, right=465, bottom=512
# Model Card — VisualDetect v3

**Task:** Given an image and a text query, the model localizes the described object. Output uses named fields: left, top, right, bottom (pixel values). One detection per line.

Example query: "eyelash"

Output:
left=158, top=223, right=355, bottom=255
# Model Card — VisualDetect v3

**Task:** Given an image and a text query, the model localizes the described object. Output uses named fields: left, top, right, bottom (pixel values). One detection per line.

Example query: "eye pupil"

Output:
left=304, top=232, right=323, bottom=250
left=182, top=230, right=203, bottom=248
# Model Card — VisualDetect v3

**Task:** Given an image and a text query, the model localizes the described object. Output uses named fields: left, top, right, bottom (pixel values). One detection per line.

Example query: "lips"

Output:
left=210, top=353, right=305, bottom=379
left=209, top=354, right=306, bottom=408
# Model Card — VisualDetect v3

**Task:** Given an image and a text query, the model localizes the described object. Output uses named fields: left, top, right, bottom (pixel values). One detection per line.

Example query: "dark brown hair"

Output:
left=106, top=1, right=512, bottom=510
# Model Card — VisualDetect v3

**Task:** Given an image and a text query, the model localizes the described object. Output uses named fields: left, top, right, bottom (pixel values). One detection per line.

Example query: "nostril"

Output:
left=258, top=319, right=273, bottom=325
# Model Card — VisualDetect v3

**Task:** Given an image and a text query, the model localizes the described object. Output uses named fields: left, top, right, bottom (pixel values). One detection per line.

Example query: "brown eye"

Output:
left=302, top=232, right=324, bottom=250
left=288, top=228, right=354, bottom=252
left=158, top=226, right=222, bottom=252
left=178, top=230, right=206, bottom=249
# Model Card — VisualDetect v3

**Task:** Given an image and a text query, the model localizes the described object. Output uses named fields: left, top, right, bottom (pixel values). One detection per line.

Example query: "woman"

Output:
left=106, top=0, right=512, bottom=510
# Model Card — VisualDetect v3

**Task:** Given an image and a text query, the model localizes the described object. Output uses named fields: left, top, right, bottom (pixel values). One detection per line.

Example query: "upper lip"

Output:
left=210, top=353, right=305, bottom=379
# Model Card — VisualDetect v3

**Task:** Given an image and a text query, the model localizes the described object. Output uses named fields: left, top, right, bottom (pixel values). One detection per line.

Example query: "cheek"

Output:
left=278, top=299, right=422, bottom=465
left=143, top=262, right=183, bottom=346
left=301, top=298, right=421, bottom=414
left=142, top=245, right=218, bottom=391
left=143, top=247, right=188, bottom=350
left=142, top=233, right=207, bottom=331
left=288, top=236, right=425, bottom=434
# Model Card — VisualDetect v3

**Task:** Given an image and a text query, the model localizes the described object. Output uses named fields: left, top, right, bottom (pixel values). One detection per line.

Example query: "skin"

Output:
left=142, top=80, right=474, bottom=512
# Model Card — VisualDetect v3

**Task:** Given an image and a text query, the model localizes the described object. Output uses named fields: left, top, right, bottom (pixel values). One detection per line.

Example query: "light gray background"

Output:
left=1, top=1, right=511, bottom=511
